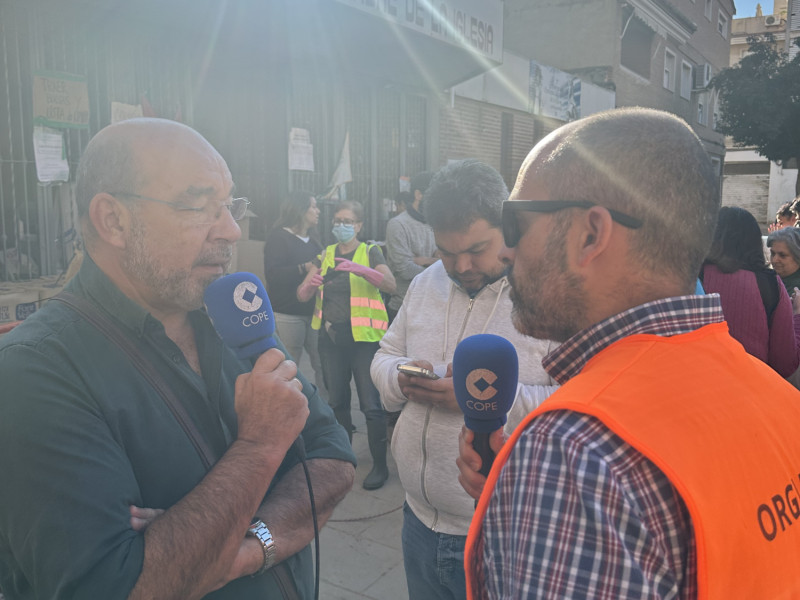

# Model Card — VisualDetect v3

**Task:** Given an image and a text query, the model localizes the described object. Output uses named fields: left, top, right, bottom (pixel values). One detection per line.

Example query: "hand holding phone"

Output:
left=397, top=363, right=440, bottom=380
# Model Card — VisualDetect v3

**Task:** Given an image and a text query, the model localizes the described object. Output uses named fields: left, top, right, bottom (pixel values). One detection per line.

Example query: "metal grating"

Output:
left=0, top=3, right=193, bottom=281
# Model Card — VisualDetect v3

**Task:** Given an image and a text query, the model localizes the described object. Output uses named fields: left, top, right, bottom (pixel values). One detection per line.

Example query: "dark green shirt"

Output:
left=0, top=255, right=354, bottom=600
left=779, top=267, right=800, bottom=296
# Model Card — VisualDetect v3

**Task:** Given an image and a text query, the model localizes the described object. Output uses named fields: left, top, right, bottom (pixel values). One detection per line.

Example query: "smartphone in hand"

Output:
left=397, top=364, right=440, bottom=380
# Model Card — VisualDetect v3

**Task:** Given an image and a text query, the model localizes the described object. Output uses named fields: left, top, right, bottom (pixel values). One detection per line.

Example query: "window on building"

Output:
left=663, top=49, right=676, bottom=90
left=500, top=112, right=514, bottom=188
left=718, top=12, right=728, bottom=38
left=621, top=16, right=654, bottom=79
left=711, top=157, right=721, bottom=178
left=710, top=92, right=719, bottom=129
left=705, top=0, right=713, bottom=20
left=697, top=93, right=706, bottom=125
left=680, top=61, right=693, bottom=99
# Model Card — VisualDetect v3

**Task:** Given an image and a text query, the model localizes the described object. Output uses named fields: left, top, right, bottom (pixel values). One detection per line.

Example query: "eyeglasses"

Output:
left=332, top=218, right=356, bottom=226
left=502, top=200, right=643, bottom=247
left=111, top=192, right=250, bottom=225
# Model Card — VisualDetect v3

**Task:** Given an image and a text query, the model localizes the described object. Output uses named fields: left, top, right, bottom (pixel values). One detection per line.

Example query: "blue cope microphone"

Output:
left=203, top=272, right=277, bottom=359
left=204, top=272, right=307, bottom=458
left=453, top=334, right=519, bottom=477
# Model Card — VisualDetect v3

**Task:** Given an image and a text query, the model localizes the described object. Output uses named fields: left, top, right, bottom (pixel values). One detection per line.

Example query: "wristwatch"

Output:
left=247, top=518, right=276, bottom=576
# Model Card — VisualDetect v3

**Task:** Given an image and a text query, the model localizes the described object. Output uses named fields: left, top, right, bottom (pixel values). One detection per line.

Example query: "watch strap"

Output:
left=247, top=519, right=276, bottom=576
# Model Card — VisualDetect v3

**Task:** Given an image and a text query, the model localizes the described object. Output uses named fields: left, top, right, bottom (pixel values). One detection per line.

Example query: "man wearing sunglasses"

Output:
left=371, top=159, right=558, bottom=600
left=0, top=118, right=355, bottom=599
left=462, top=108, right=800, bottom=598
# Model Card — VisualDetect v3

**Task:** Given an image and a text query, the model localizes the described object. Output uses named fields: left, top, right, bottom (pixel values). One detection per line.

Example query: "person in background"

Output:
left=461, top=108, right=800, bottom=598
left=263, top=191, right=326, bottom=398
left=297, top=201, right=397, bottom=490
left=767, top=226, right=800, bottom=294
left=791, top=195, right=800, bottom=226
left=769, top=201, right=798, bottom=231
left=371, top=159, right=557, bottom=600
left=393, top=190, right=412, bottom=216
left=700, top=206, right=800, bottom=377
left=385, top=171, right=437, bottom=322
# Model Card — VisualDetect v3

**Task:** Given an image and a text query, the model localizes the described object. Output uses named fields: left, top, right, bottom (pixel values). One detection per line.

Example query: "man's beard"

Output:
left=124, top=218, right=233, bottom=311
left=509, top=217, right=587, bottom=342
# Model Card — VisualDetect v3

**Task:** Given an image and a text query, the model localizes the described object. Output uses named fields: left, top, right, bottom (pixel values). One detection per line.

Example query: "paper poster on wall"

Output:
left=288, top=127, right=315, bottom=171
left=32, top=70, right=90, bottom=129
left=111, top=101, right=144, bottom=123
left=529, top=61, right=580, bottom=122
left=33, top=126, right=70, bottom=183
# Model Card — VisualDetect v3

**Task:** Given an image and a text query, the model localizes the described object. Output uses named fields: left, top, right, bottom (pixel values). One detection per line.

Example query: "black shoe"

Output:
left=362, top=464, right=389, bottom=490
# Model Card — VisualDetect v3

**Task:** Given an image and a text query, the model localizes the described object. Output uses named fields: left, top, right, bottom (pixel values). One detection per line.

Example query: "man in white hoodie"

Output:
left=370, top=159, right=558, bottom=600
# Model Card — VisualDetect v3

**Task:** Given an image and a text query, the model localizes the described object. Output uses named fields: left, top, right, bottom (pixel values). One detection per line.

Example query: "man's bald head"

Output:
left=75, top=118, right=222, bottom=244
left=514, top=108, right=720, bottom=288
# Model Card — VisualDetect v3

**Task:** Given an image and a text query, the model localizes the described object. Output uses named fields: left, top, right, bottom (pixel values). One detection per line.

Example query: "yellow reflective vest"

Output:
left=311, top=243, right=388, bottom=342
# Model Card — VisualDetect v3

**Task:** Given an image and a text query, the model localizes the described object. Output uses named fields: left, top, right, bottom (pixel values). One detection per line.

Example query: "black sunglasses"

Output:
left=502, top=200, right=643, bottom=247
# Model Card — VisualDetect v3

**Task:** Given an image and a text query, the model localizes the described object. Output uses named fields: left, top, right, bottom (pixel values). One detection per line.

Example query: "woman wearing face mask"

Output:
left=297, top=201, right=396, bottom=489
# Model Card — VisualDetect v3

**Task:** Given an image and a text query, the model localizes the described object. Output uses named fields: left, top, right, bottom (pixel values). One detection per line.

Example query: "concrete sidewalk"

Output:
left=298, top=354, right=408, bottom=599
left=318, top=411, right=408, bottom=599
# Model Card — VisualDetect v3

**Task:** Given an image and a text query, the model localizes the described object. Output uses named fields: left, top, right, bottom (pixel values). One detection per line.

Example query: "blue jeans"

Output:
left=317, top=323, right=385, bottom=436
left=402, top=503, right=467, bottom=600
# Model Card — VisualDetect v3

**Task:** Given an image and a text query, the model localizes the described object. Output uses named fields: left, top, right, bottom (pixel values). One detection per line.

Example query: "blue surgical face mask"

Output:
left=332, top=223, right=356, bottom=243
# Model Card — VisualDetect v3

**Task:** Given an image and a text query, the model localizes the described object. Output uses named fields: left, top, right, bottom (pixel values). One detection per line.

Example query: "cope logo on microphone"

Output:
left=466, top=368, right=498, bottom=401
left=233, top=281, right=263, bottom=312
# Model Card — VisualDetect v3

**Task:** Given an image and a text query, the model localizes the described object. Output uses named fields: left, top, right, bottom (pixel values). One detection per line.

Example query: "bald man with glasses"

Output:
left=0, top=118, right=355, bottom=600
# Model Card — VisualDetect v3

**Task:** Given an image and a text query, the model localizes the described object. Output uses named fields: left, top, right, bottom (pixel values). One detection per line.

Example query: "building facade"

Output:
left=0, top=0, right=503, bottom=285
left=723, top=0, right=800, bottom=225
left=502, top=0, right=733, bottom=180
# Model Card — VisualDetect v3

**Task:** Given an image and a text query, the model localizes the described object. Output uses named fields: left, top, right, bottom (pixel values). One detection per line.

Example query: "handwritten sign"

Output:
left=111, top=101, right=144, bottom=123
left=33, top=71, right=90, bottom=129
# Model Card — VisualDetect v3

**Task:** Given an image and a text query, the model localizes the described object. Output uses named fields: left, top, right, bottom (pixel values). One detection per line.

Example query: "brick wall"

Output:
left=722, top=174, right=770, bottom=225
left=438, top=96, right=562, bottom=190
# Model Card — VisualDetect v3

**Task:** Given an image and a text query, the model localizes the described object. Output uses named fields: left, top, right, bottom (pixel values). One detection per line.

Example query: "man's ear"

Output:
left=575, top=206, right=614, bottom=268
left=88, top=193, right=130, bottom=249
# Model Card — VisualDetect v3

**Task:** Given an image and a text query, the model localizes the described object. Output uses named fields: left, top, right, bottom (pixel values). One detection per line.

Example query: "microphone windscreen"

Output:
left=453, top=334, right=518, bottom=433
left=203, top=272, right=276, bottom=359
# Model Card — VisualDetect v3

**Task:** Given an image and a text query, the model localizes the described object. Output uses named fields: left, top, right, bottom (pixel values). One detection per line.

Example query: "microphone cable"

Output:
left=292, top=437, right=320, bottom=600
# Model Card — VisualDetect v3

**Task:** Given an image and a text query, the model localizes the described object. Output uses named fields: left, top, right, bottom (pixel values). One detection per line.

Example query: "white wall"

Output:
left=452, top=50, right=615, bottom=116
left=768, top=162, right=799, bottom=216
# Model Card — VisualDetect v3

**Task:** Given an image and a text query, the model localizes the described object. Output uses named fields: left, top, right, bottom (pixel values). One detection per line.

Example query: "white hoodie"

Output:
left=370, top=260, right=559, bottom=535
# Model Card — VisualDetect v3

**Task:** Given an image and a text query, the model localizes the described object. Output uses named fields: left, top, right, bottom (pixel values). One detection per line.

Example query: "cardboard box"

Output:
left=0, top=290, right=39, bottom=322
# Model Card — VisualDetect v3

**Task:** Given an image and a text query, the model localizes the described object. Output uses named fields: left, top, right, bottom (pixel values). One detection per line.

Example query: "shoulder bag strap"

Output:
left=51, top=292, right=216, bottom=470
left=754, top=269, right=780, bottom=325
left=52, top=292, right=302, bottom=599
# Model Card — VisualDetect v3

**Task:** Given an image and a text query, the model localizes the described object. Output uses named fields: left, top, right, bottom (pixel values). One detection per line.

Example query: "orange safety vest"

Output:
left=466, top=322, right=800, bottom=599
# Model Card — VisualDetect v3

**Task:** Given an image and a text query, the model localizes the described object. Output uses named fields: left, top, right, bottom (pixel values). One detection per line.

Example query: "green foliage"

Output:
left=712, top=35, right=800, bottom=165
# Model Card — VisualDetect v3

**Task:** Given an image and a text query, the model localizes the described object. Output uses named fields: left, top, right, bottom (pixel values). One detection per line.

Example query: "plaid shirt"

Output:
left=478, top=295, right=724, bottom=599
